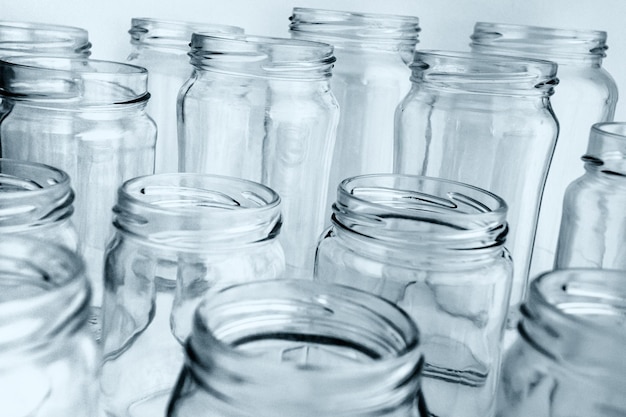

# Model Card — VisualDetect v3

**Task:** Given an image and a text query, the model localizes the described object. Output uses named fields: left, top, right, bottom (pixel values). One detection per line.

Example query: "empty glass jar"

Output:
left=167, top=279, right=428, bottom=417
left=470, top=23, right=619, bottom=277
left=315, top=174, right=513, bottom=417
left=0, top=56, right=156, bottom=310
left=178, top=33, right=339, bottom=278
left=555, top=122, right=626, bottom=269
left=100, top=173, right=285, bottom=417
left=127, top=18, right=243, bottom=173
left=0, top=20, right=91, bottom=56
left=0, top=235, right=98, bottom=417
left=497, top=269, right=626, bottom=416
left=289, top=8, right=420, bottom=217
left=394, top=51, right=558, bottom=319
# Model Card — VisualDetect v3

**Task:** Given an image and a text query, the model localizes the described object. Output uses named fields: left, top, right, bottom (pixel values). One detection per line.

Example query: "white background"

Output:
left=4, top=0, right=626, bottom=119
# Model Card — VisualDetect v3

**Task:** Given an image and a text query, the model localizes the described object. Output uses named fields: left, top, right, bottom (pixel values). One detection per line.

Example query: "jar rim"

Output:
left=591, top=121, right=626, bottom=139
left=0, top=21, right=91, bottom=57
left=0, top=158, right=71, bottom=198
left=473, top=21, right=607, bottom=43
left=0, top=20, right=88, bottom=36
left=291, top=7, right=420, bottom=25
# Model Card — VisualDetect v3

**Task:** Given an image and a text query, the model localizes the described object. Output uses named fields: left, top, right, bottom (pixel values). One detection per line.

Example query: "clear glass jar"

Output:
left=100, top=173, right=285, bottom=417
left=178, top=33, right=339, bottom=278
left=0, top=158, right=78, bottom=249
left=469, top=23, right=619, bottom=277
left=127, top=18, right=243, bottom=174
left=497, top=269, right=626, bottom=416
left=0, top=235, right=98, bottom=417
left=315, top=174, right=513, bottom=417
left=394, top=50, right=558, bottom=319
left=289, top=8, right=419, bottom=219
left=0, top=20, right=91, bottom=56
left=0, top=56, right=157, bottom=313
left=167, top=279, right=427, bottom=417
left=555, top=122, right=626, bottom=269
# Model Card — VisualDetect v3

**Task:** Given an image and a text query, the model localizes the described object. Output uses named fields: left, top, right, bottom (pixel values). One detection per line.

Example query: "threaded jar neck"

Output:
left=189, top=33, right=335, bottom=80
left=410, top=50, right=558, bottom=98
left=186, top=279, right=423, bottom=416
left=0, top=20, right=91, bottom=57
left=582, top=122, right=626, bottom=177
left=128, top=17, right=243, bottom=53
left=113, top=173, right=282, bottom=251
left=471, top=22, right=608, bottom=65
left=0, top=159, right=74, bottom=233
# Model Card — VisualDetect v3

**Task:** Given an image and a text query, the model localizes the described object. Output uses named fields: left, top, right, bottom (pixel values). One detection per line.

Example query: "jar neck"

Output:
left=410, top=50, right=558, bottom=98
left=189, top=33, right=335, bottom=81
left=582, top=122, right=626, bottom=177
left=185, top=280, right=424, bottom=416
left=471, top=22, right=608, bottom=66
left=0, top=20, right=91, bottom=57
left=519, top=269, right=626, bottom=382
left=0, top=159, right=73, bottom=233
left=113, top=173, right=282, bottom=251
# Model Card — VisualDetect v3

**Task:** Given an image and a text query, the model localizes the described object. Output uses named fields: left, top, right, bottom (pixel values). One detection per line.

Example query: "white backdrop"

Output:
left=3, top=0, right=625, bottom=119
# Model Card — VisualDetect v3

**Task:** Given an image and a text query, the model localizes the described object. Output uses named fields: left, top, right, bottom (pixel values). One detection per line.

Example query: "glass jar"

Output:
left=178, top=33, right=339, bottom=278
left=100, top=173, right=285, bottom=417
left=289, top=8, right=419, bottom=218
left=469, top=23, right=619, bottom=277
left=167, top=279, right=427, bottom=417
left=0, top=56, right=157, bottom=313
left=497, top=269, right=626, bottom=416
left=394, top=50, right=558, bottom=318
left=0, top=158, right=78, bottom=249
left=555, top=122, right=626, bottom=269
left=315, top=174, right=513, bottom=417
left=127, top=18, right=243, bottom=174
left=0, top=20, right=91, bottom=56
left=0, top=235, right=98, bottom=417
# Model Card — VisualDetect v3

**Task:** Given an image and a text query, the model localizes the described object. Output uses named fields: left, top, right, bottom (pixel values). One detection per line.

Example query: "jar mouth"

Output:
left=581, top=122, right=626, bottom=175
left=0, top=20, right=91, bottom=57
left=187, top=279, right=422, bottom=415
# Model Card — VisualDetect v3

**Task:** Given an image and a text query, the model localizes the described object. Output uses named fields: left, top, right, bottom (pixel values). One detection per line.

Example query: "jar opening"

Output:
left=582, top=122, right=626, bottom=175
left=0, top=20, right=91, bottom=57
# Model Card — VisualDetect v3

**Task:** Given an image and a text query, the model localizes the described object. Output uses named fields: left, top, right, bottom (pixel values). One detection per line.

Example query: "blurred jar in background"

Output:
left=0, top=20, right=91, bottom=56
left=497, top=269, right=626, bottom=416
left=315, top=174, right=513, bottom=417
left=555, top=122, right=626, bottom=269
left=100, top=173, right=284, bottom=417
left=178, top=34, right=338, bottom=278
left=0, top=235, right=98, bottom=417
left=470, top=23, right=618, bottom=278
left=0, top=158, right=78, bottom=250
left=167, top=279, right=428, bottom=417
left=289, top=8, right=419, bottom=218
left=127, top=18, right=243, bottom=174
left=0, top=56, right=156, bottom=319
left=394, top=51, right=558, bottom=323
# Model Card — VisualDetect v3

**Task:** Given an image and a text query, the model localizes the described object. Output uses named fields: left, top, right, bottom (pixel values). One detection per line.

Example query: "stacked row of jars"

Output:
left=0, top=9, right=624, bottom=417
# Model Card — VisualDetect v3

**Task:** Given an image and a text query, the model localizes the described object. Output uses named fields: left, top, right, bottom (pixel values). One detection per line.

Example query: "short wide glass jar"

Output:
left=167, top=280, right=428, bottom=417
left=100, top=173, right=285, bottom=417
left=315, top=174, right=513, bottom=417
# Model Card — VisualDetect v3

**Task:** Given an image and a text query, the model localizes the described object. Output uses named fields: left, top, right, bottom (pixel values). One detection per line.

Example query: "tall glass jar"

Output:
left=394, top=51, right=558, bottom=319
left=0, top=56, right=157, bottom=314
left=0, top=235, right=98, bottom=417
left=127, top=18, right=243, bottom=174
left=470, top=23, right=619, bottom=277
left=555, top=122, right=626, bottom=269
left=167, top=279, right=428, bottom=417
left=315, top=174, right=513, bottom=417
left=289, top=8, right=419, bottom=218
left=0, top=158, right=78, bottom=249
left=100, top=173, right=285, bottom=417
left=0, top=20, right=91, bottom=56
left=178, top=34, right=339, bottom=278
left=497, top=269, right=626, bottom=416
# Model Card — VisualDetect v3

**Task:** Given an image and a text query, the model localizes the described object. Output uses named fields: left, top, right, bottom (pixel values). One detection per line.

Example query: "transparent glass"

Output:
left=0, top=158, right=77, bottom=249
left=470, top=23, right=619, bottom=277
left=127, top=18, right=243, bottom=174
left=0, top=56, right=157, bottom=314
left=289, top=8, right=420, bottom=218
left=497, top=269, right=626, bottom=416
left=0, top=235, right=98, bottom=417
left=555, top=122, right=626, bottom=269
left=394, top=51, right=558, bottom=318
left=0, top=20, right=91, bottom=56
left=100, top=173, right=285, bottom=417
left=167, top=279, right=428, bottom=417
left=178, top=34, right=339, bottom=278
left=315, top=174, right=513, bottom=417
